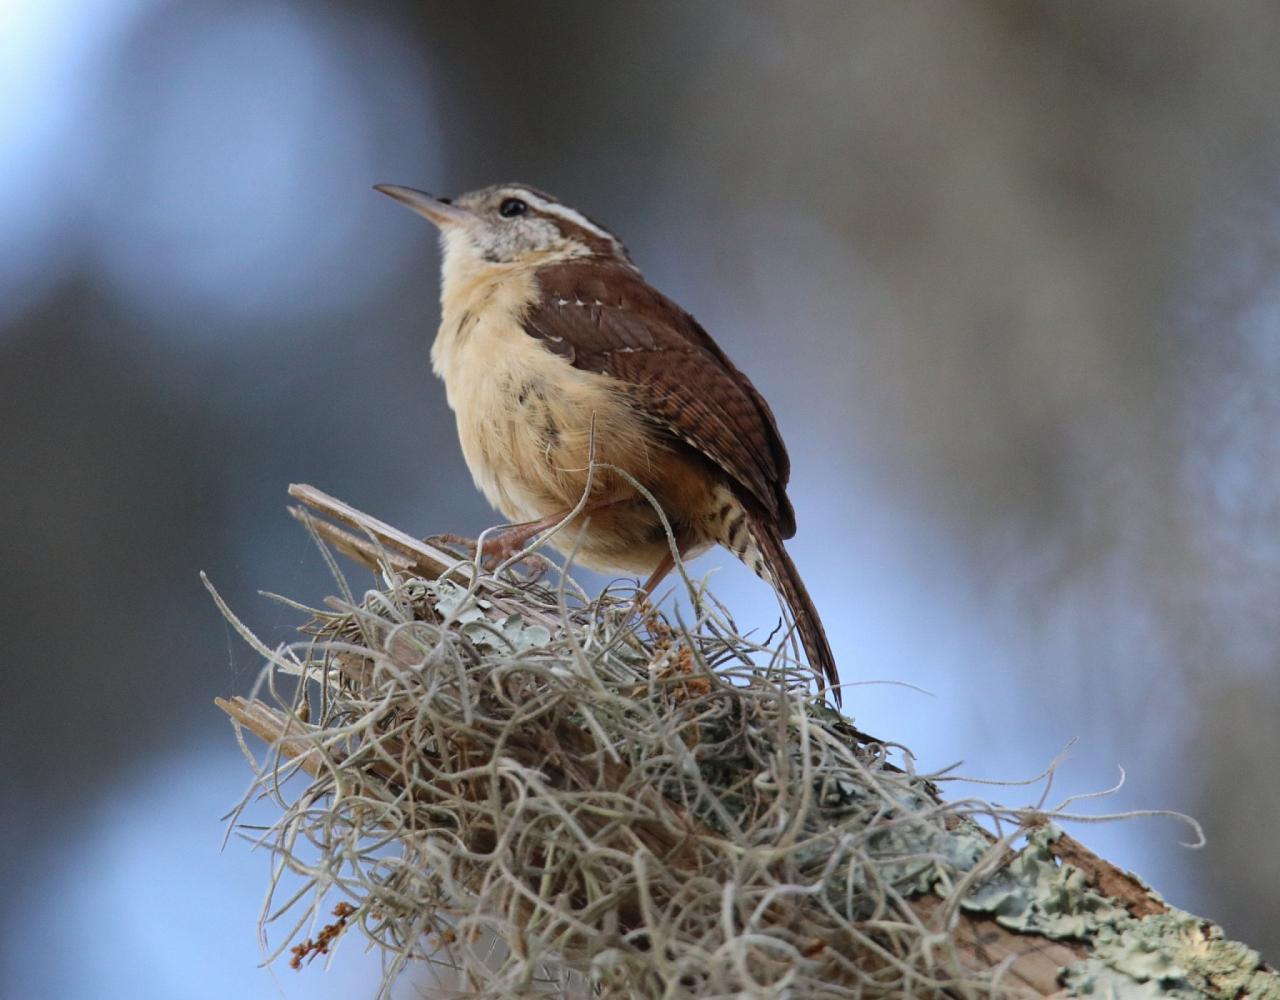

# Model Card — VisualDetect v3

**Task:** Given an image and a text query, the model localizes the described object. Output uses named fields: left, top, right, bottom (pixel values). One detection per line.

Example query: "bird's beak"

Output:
left=373, top=184, right=475, bottom=229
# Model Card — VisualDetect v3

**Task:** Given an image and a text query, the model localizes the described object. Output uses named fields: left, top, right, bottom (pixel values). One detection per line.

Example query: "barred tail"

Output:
left=744, top=515, right=841, bottom=706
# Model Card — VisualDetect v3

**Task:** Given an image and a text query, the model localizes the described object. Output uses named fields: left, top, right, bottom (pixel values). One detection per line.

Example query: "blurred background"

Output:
left=3, top=1, right=1278, bottom=995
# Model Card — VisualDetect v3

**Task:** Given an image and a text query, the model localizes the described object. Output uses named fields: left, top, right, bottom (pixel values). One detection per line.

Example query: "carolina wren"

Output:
left=375, top=182, right=840, bottom=703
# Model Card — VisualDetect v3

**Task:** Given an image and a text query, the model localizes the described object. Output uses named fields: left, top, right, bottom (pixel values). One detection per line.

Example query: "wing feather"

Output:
left=524, top=262, right=796, bottom=536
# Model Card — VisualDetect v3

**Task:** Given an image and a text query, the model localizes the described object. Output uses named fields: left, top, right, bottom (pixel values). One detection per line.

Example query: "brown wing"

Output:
left=524, top=261, right=796, bottom=536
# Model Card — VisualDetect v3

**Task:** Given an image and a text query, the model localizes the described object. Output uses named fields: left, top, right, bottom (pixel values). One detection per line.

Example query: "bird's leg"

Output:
left=640, top=551, right=676, bottom=596
left=482, top=497, right=630, bottom=567
left=641, top=520, right=705, bottom=597
left=480, top=511, right=572, bottom=565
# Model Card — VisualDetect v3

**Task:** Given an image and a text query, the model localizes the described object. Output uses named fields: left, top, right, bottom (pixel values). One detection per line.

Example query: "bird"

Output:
left=375, top=182, right=841, bottom=704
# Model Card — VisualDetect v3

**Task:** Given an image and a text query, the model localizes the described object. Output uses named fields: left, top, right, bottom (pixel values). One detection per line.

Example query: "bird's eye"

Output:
left=498, top=197, right=528, bottom=218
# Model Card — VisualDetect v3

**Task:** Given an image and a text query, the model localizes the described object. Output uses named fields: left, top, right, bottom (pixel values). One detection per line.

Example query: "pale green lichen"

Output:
left=1182, top=928, right=1280, bottom=1000
left=1063, top=912, right=1280, bottom=1000
left=433, top=578, right=553, bottom=652
left=851, top=800, right=991, bottom=899
left=956, top=825, right=1279, bottom=999
left=962, top=824, right=1129, bottom=938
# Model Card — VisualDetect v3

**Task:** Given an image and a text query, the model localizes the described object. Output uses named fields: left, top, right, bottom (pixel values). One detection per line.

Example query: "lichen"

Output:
left=1063, top=912, right=1280, bottom=1000
left=962, top=824, right=1129, bottom=938
left=956, top=826, right=1280, bottom=999
left=434, top=578, right=553, bottom=652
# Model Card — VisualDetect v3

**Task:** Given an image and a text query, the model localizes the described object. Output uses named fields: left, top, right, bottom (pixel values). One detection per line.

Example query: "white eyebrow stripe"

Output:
left=517, top=190, right=616, bottom=242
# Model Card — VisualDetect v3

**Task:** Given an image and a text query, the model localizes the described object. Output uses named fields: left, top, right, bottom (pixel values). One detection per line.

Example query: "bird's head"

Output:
left=374, top=182, right=629, bottom=276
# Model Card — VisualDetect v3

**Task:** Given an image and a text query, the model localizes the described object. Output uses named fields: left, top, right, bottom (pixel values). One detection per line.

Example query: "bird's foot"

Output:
left=425, top=532, right=480, bottom=561
left=425, top=529, right=558, bottom=583
left=483, top=525, right=564, bottom=584
left=474, top=511, right=576, bottom=580
left=479, top=525, right=541, bottom=565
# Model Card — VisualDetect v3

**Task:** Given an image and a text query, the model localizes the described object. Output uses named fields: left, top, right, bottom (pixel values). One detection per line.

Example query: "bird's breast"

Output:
left=431, top=276, right=657, bottom=526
